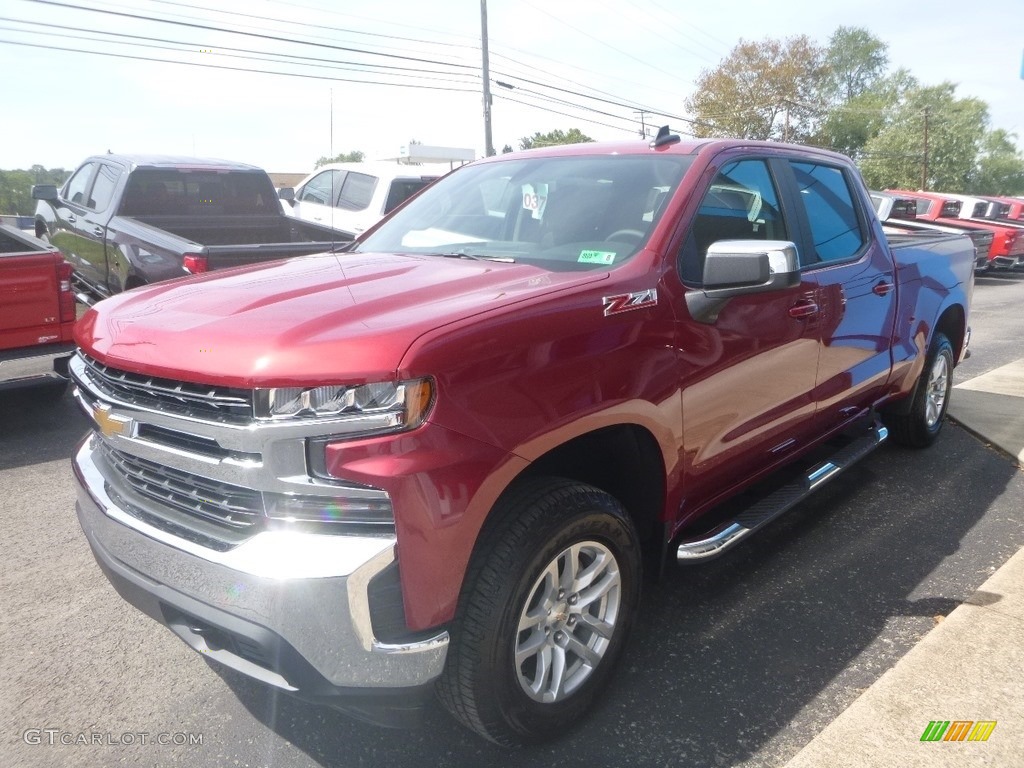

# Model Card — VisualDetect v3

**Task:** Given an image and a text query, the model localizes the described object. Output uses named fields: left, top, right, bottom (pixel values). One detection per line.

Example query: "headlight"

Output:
left=254, top=378, right=433, bottom=434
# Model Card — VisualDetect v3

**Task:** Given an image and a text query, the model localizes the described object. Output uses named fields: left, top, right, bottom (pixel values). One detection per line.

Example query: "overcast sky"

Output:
left=2, top=0, right=1022, bottom=173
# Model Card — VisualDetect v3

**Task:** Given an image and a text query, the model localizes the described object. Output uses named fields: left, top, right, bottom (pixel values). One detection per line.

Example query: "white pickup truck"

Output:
left=281, top=162, right=450, bottom=238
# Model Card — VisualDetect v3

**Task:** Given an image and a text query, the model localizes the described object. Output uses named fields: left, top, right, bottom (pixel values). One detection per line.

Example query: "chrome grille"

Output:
left=100, top=442, right=263, bottom=529
left=76, top=352, right=253, bottom=423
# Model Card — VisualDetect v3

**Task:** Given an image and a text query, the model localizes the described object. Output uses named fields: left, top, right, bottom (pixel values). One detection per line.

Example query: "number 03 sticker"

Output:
left=522, top=183, right=548, bottom=220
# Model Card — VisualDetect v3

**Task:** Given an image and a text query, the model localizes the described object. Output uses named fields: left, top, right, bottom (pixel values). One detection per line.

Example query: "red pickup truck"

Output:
left=0, top=224, right=76, bottom=396
left=888, top=189, right=1024, bottom=270
left=70, top=134, right=974, bottom=745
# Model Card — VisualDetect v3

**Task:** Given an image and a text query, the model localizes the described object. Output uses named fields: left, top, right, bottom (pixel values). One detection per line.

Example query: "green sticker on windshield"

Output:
left=578, top=250, right=616, bottom=265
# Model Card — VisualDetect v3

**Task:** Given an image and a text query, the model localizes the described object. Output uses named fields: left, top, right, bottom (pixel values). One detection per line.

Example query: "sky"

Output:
left=1, top=0, right=1022, bottom=174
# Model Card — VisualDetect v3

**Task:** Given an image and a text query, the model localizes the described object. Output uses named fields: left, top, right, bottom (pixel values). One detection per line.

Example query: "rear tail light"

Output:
left=183, top=253, right=209, bottom=274
left=1007, top=230, right=1024, bottom=256
left=57, top=260, right=76, bottom=323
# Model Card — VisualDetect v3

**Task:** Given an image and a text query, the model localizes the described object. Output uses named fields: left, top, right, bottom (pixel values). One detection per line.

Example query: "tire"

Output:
left=884, top=332, right=954, bottom=448
left=436, top=477, right=642, bottom=746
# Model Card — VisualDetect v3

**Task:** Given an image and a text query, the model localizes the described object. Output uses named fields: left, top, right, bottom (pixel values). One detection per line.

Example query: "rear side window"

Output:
left=88, top=164, right=122, bottom=210
left=384, top=178, right=435, bottom=214
left=790, top=162, right=864, bottom=263
left=338, top=172, right=377, bottom=211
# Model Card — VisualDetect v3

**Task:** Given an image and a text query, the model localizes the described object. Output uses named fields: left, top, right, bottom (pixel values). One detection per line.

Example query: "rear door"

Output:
left=785, top=159, right=897, bottom=428
left=77, top=161, right=123, bottom=295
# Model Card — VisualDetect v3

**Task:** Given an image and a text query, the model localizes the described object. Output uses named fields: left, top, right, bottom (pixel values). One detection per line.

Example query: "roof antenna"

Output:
left=650, top=125, right=680, bottom=149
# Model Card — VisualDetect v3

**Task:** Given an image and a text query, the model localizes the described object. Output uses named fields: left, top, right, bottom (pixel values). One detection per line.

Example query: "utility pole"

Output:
left=920, top=106, right=930, bottom=190
left=480, top=0, right=494, bottom=157
left=633, top=110, right=649, bottom=138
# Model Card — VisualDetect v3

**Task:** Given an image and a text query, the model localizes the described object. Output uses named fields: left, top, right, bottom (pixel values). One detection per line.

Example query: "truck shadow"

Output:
left=0, top=383, right=88, bottom=470
left=213, top=424, right=1024, bottom=768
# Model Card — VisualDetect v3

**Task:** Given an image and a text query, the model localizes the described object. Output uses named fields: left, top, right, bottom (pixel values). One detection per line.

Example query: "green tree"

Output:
left=684, top=35, right=826, bottom=142
left=859, top=83, right=988, bottom=191
left=519, top=128, right=594, bottom=150
left=817, top=69, right=917, bottom=158
left=314, top=150, right=365, bottom=168
left=821, top=26, right=888, bottom=103
left=0, top=167, right=70, bottom=214
left=966, top=129, right=1024, bottom=195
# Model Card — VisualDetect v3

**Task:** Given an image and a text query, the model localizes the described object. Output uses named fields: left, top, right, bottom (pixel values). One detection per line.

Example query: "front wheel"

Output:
left=436, top=478, right=642, bottom=745
left=883, top=332, right=954, bottom=447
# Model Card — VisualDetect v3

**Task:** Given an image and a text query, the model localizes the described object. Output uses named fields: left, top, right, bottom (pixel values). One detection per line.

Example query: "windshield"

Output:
left=354, top=154, right=693, bottom=271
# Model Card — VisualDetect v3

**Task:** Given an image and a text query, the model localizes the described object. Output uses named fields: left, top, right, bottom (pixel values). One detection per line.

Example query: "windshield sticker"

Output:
left=521, top=183, right=548, bottom=220
left=578, top=250, right=617, bottom=265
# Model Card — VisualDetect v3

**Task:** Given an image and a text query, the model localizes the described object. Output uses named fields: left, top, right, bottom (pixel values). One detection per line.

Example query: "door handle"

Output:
left=67, top=215, right=77, bottom=223
left=872, top=280, right=894, bottom=296
left=788, top=300, right=819, bottom=319
left=92, top=227, right=103, bottom=237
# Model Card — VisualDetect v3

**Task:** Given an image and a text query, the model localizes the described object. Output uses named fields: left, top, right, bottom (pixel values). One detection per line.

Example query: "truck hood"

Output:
left=77, top=251, right=607, bottom=386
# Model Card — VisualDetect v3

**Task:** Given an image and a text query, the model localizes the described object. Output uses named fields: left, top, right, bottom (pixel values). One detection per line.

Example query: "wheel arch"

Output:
left=934, top=302, right=966, bottom=365
left=486, top=423, right=667, bottom=552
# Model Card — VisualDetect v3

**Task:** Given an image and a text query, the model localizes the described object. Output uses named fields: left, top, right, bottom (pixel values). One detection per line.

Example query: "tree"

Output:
left=817, top=68, right=917, bottom=158
left=0, top=167, right=70, bottom=214
left=966, top=129, right=1024, bottom=195
left=859, top=83, right=988, bottom=191
left=519, top=128, right=594, bottom=150
left=684, top=35, right=827, bottom=142
left=821, top=26, right=888, bottom=103
left=314, top=150, right=364, bottom=168
left=501, top=144, right=514, bottom=154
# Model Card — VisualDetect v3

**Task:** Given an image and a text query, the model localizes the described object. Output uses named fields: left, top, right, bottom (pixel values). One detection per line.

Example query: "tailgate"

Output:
left=0, top=228, right=63, bottom=351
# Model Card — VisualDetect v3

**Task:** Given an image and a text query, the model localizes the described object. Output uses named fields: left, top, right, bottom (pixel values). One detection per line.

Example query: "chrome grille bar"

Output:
left=101, top=442, right=263, bottom=529
left=78, top=352, right=253, bottom=423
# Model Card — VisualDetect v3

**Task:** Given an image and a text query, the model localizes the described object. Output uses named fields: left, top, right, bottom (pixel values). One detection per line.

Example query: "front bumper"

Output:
left=73, top=436, right=449, bottom=723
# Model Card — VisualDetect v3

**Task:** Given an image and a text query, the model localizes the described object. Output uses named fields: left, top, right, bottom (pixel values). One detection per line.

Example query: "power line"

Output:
left=0, top=37, right=481, bottom=92
left=0, top=17, right=481, bottom=82
left=25, top=0, right=482, bottom=71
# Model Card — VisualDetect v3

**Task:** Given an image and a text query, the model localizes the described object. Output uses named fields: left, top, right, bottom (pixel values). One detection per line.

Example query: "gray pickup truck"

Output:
left=33, top=154, right=351, bottom=304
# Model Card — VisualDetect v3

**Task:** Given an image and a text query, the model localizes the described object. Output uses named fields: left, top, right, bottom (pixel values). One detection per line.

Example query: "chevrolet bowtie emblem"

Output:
left=92, top=404, right=133, bottom=439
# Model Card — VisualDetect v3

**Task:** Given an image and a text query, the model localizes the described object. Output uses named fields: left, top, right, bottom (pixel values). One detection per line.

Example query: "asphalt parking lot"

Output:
left=2, top=270, right=1022, bottom=768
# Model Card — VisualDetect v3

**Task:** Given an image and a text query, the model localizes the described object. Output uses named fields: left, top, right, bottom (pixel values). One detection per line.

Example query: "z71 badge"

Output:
left=602, top=289, right=658, bottom=316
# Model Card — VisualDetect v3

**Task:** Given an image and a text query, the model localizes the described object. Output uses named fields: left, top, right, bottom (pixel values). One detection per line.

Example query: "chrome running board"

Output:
left=676, top=419, right=889, bottom=562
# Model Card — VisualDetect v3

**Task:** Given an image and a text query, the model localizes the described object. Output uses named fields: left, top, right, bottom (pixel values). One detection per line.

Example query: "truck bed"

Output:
left=127, top=214, right=344, bottom=246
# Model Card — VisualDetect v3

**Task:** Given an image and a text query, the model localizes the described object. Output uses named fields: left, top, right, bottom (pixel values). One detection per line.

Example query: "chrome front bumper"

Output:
left=73, top=435, right=449, bottom=693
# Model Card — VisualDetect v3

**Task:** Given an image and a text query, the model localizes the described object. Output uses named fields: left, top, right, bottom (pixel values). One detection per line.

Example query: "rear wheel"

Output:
left=884, top=332, right=954, bottom=447
left=436, top=478, right=641, bottom=745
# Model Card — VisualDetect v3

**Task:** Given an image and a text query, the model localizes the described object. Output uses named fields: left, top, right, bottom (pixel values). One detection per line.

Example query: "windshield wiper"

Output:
left=431, top=252, right=516, bottom=263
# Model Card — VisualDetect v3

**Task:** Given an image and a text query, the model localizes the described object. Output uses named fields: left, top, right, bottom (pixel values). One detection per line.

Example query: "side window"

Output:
left=384, top=179, right=434, bottom=214
left=63, top=163, right=97, bottom=207
left=298, top=170, right=341, bottom=204
left=88, top=164, right=122, bottom=210
left=680, top=159, right=786, bottom=285
left=790, top=162, right=864, bottom=263
left=337, top=172, right=377, bottom=211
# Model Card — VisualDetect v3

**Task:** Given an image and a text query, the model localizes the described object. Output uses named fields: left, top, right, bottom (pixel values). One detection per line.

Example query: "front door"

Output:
left=676, top=156, right=821, bottom=516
